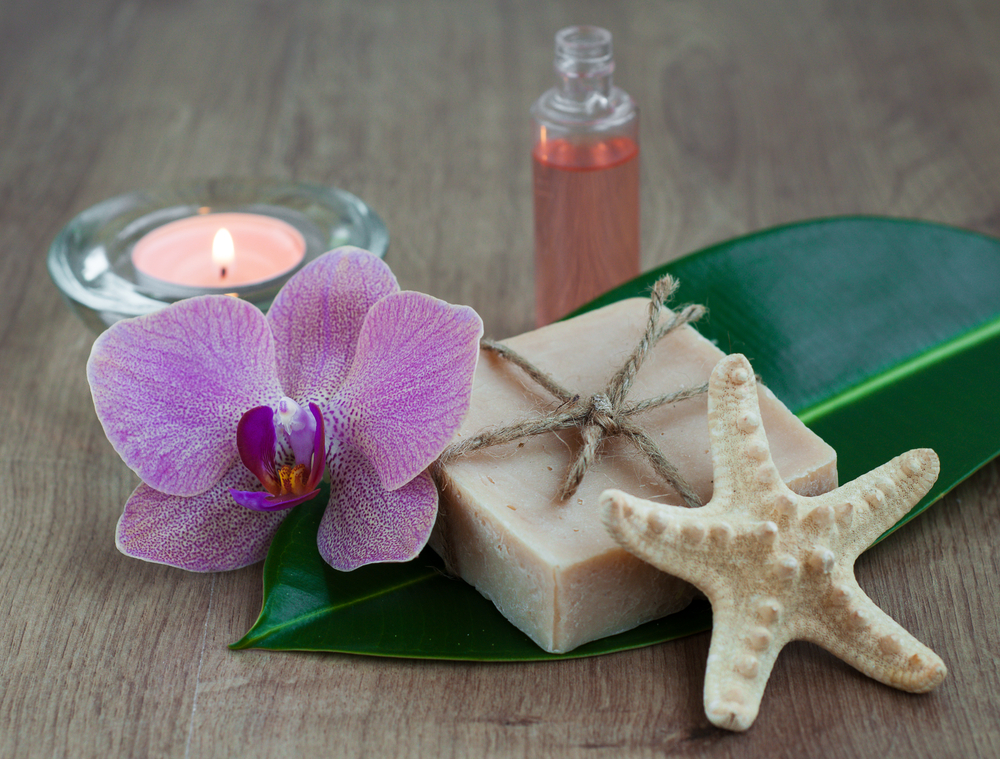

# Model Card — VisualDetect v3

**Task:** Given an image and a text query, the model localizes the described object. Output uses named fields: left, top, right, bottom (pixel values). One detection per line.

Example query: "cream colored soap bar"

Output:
left=431, top=299, right=838, bottom=653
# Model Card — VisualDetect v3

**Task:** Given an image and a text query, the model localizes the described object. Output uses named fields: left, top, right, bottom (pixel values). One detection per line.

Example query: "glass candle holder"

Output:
left=48, top=178, right=389, bottom=332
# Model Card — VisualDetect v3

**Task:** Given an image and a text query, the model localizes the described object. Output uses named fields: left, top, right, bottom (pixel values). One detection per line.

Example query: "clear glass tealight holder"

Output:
left=48, top=178, right=389, bottom=333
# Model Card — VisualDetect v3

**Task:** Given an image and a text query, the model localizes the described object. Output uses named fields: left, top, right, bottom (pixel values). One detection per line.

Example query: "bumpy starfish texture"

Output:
left=601, top=353, right=947, bottom=732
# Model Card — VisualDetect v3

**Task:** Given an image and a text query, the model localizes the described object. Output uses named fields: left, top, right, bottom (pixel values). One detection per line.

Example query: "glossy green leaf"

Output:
left=233, top=217, right=1000, bottom=659
left=231, top=483, right=714, bottom=659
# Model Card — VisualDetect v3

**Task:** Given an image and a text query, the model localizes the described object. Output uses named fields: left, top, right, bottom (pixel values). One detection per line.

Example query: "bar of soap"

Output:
left=431, top=299, right=838, bottom=653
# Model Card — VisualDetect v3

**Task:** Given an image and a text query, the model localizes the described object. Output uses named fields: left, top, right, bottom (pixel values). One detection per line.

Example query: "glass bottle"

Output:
left=531, top=25, right=640, bottom=327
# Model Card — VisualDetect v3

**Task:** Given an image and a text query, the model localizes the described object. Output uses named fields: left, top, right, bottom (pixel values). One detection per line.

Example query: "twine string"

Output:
left=435, top=275, right=708, bottom=507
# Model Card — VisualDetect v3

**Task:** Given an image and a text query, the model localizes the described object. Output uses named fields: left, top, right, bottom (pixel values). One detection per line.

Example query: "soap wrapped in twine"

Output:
left=435, top=275, right=709, bottom=508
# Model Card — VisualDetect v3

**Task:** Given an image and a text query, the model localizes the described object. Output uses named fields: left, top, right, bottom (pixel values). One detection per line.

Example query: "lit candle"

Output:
left=212, top=228, right=236, bottom=279
left=131, top=212, right=306, bottom=290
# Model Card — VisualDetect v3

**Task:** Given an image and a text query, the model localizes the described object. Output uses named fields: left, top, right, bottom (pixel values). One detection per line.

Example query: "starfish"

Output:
left=601, top=353, right=947, bottom=732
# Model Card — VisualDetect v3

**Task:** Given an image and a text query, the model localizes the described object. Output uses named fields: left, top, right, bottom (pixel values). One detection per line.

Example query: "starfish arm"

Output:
left=804, top=579, right=947, bottom=693
left=701, top=599, right=789, bottom=732
left=809, top=449, right=940, bottom=556
left=600, top=489, right=722, bottom=578
left=705, top=355, right=786, bottom=509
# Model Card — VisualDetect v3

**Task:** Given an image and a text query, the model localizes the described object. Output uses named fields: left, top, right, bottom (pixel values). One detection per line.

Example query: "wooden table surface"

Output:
left=3, top=1, right=999, bottom=756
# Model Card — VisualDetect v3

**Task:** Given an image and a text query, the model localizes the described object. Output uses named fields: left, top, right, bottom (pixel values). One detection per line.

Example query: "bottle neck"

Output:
left=531, top=25, right=636, bottom=138
left=552, top=26, right=615, bottom=116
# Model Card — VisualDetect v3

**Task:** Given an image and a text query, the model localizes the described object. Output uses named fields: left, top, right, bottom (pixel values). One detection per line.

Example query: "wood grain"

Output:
left=2, top=0, right=1000, bottom=756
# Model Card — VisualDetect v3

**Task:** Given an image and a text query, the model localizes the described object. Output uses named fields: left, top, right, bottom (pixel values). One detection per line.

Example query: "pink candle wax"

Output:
left=131, top=212, right=306, bottom=289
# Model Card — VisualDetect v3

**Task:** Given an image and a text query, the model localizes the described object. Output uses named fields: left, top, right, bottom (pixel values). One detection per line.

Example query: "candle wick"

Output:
left=220, top=267, right=227, bottom=279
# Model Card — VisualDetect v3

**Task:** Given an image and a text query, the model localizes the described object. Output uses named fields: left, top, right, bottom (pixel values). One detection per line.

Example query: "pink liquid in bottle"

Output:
left=533, top=135, right=640, bottom=326
left=531, top=26, right=640, bottom=326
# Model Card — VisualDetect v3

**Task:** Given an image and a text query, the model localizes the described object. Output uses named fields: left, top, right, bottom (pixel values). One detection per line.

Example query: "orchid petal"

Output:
left=116, top=464, right=287, bottom=572
left=88, top=296, right=282, bottom=497
left=229, top=487, right=321, bottom=512
left=236, top=405, right=280, bottom=494
left=266, top=247, right=400, bottom=402
left=317, top=442, right=438, bottom=571
left=340, top=291, right=483, bottom=491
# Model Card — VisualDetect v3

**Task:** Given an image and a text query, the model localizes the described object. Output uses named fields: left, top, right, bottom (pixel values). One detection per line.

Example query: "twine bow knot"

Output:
left=586, top=393, right=617, bottom=433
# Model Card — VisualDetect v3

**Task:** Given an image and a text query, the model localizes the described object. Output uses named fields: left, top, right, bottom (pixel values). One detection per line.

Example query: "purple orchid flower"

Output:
left=87, top=247, right=483, bottom=572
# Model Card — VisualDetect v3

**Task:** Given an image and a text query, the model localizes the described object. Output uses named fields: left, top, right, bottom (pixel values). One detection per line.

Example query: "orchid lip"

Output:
left=233, top=399, right=325, bottom=510
left=229, top=486, right=321, bottom=512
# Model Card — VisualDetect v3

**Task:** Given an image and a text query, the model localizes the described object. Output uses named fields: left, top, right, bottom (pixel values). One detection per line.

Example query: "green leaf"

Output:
left=232, top=217, right=1000, bottom=659
left=230, top=484, right=713, bottom=659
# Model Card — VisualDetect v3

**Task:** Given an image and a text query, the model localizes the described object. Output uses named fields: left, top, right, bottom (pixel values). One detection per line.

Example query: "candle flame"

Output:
left=212, top=228, right=236, bottom=278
